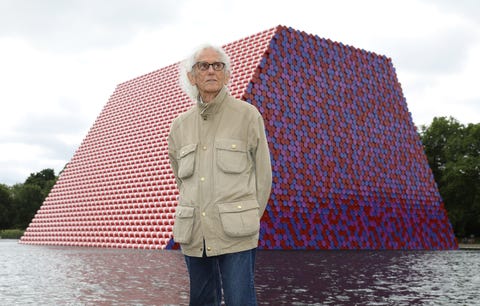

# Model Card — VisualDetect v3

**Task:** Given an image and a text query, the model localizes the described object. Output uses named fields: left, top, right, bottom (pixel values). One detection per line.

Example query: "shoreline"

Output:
left=458, top=243, right=480, bottom=250
left=4, top=238, right=479, bottom=250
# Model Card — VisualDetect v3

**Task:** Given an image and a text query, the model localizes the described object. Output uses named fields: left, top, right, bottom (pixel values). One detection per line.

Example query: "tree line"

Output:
left=0, top=169, right=57, bottom=230
left=0, top=116, right=478, bottom=241
left=420, top=117, right=480, bottom=240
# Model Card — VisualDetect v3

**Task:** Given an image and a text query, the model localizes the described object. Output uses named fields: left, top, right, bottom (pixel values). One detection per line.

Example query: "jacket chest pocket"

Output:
left=177, top=143, right=197, bottom=179
left=217, top=200, right=260, bottom=237
left=215, top=139, right=249, bottom=174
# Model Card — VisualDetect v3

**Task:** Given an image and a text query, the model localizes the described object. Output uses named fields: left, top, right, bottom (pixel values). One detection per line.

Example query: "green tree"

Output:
left=420, top=117, right=480, bottom=238
left=25, top=168, right=57, bottom=193
left=0, top=184, right=14, bottom=229
left=10, top=183, right=44, bottom=229
left=9, top=169, right=58, bottom=229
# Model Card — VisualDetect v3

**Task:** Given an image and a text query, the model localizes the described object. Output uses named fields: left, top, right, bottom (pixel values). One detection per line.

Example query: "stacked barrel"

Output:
left=20, top=25, right=457, bottom=250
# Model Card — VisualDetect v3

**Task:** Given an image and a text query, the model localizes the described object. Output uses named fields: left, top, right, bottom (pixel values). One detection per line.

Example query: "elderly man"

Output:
left=168, top=44, right=272, bottom=305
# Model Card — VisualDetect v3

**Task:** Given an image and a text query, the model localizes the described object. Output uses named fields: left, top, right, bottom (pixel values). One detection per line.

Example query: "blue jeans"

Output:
left=184, top=248, right=257, bottom=306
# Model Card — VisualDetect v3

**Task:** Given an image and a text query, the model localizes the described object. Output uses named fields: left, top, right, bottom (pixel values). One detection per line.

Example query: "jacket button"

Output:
left=207, top=247, right=211, bottom=251
left=237, top=205, right=242, bottom=209
left=202, top=212, right=206, bottom=216
left=231, top=144, right=237, bottom=149
left=202, top=146, right=207, bottom=150
left=200, top=177, right=205, bottom=181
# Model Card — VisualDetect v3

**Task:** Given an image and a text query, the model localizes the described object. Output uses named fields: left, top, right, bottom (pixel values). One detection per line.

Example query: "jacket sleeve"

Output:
left=167, top=124, right=181, bottom=189
left=250, top=114, right=272, bottom=217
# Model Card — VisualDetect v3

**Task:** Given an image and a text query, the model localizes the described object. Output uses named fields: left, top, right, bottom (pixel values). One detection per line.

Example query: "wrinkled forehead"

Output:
left=195, top=47, right=222, bottom=62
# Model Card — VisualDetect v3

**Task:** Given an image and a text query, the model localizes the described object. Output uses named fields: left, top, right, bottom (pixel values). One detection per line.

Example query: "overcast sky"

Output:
left=1, top=0, right=479, bottom=185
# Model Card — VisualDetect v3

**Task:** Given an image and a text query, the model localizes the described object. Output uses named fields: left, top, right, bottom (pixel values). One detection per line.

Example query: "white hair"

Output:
left=179, top=44, right=231, bottom=101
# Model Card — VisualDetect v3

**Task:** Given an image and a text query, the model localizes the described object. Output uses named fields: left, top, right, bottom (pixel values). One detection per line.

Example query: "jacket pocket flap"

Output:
left=218, top=200, right=260, bottom=237
left=175, top=206, right=195, bottom=218
left=178, top=143, right=197, bottom=159
left=215, top=139, right=247, bottom=152
left=217, top=200, right=259, bottom=213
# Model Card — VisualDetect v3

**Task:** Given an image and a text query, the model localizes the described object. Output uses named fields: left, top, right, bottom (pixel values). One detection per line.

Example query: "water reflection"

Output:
left=1, top=240, right=479, bottom=305
left=255, top=250, right=480, bottom=305
left=1, top=240, right=189, bottom=305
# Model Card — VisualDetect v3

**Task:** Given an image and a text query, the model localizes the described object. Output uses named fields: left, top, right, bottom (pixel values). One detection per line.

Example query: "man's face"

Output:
left=188, top=48, right=230, bottom=100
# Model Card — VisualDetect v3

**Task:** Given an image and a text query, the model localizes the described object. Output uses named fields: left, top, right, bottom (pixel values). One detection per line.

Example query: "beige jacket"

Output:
left=168, top=86, right=272, bottom=257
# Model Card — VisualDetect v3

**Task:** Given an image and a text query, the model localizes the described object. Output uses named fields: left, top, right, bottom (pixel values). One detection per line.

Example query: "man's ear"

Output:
left=224, top=71, right=231, bottom=85
left=187, top=71, right=196, bottom=86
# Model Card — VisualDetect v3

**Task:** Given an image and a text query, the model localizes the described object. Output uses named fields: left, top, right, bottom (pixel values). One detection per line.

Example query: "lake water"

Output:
left=1, top=239, right=479, bottom=305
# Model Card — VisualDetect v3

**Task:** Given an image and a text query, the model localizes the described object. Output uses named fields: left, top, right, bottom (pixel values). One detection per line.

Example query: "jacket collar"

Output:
left=197, top=86, right=228, bottom=120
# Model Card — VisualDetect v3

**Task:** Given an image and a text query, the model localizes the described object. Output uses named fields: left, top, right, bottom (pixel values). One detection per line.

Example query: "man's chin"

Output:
left=204, top=85, right=221, bottom=92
